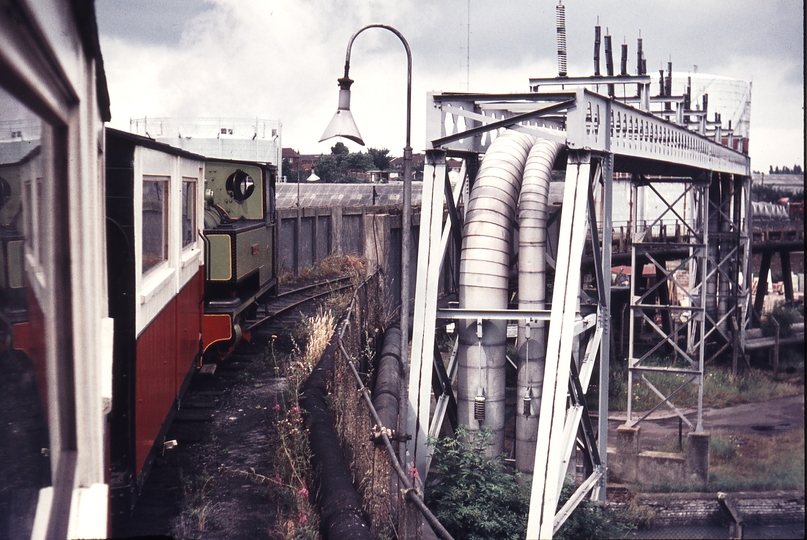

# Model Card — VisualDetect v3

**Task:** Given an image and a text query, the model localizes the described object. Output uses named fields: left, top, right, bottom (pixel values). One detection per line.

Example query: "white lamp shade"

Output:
left=320, top=84, right=365, bottom=145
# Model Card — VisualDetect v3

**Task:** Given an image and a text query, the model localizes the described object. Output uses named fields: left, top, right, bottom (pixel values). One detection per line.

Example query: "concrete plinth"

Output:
left=613, top=425, right=640, bottom=482
left=686, top=431, right=710, bottom=483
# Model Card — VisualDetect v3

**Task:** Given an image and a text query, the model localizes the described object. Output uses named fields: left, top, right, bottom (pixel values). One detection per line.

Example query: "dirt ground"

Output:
left=607, top=393, right=805, bottom=453
left=115, top=320, right=297, bottom=539
left=116, top=317, right=804, bottom=538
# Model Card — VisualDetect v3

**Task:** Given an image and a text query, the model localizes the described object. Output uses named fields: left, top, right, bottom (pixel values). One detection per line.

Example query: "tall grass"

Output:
left=264, top=308, right=336, bottom=539
left=608, top=360, right=802, bottom=412
left=641, top=429, right=805, bottom=493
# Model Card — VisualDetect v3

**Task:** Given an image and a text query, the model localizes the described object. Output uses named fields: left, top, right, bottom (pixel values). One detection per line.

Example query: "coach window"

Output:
left=182, top=177, right=196, bottom=248
left=142, top=175, right=169, bottom=273
left=0, top=84, right=53, bottom=538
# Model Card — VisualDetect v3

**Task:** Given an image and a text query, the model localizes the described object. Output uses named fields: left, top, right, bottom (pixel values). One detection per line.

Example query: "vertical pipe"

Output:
left=717, top=173, right=732, bottom=335
left=597, top=148, right=613, bottom=503
left=458, top=130, right=534, bottom=455
left=636, top=37, right=643, bottom=75
left=516, top=139, right=563, bottom=473
left=706, top=173, right=720, bottom=323
left=665, top=61, right=673, bottom=111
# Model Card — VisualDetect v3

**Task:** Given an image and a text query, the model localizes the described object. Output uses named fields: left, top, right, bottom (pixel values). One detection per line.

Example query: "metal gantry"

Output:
left=407, top=82, right=750, bottom=538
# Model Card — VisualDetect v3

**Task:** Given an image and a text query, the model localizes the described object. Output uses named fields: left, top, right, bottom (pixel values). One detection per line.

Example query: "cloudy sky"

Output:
left=96, top=0, right=803, bottom=172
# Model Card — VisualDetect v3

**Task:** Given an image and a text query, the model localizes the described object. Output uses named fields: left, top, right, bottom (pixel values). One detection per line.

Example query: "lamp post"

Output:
left=320, top=24, right=413, bottom=468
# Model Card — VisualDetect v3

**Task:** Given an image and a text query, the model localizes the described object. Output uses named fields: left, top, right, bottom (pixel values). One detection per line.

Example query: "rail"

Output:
left=244, top=276, right=354, bottom=331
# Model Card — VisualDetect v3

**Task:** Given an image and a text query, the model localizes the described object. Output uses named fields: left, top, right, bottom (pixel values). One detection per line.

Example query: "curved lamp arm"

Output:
left=341, top=24, right=412, bottom=149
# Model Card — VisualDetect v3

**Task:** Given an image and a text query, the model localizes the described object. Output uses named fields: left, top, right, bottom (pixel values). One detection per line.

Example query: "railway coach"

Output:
left=1, top=0, right=112, bottom=537
left=104, top=128, right=278, bottom=523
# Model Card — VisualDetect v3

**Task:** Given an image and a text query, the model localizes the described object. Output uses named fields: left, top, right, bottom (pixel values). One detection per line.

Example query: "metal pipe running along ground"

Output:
left=457, top=131, right=560, bottom=460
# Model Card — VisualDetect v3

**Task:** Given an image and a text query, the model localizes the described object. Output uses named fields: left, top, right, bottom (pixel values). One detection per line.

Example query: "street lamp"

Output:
left=320, top=23, right=413, bottom=468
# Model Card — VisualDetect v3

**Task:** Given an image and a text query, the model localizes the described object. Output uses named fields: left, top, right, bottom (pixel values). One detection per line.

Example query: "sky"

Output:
left=96, top=0, right=804, bottom=173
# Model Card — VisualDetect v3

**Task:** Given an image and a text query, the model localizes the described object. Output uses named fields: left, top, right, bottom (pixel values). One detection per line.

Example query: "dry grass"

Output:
left=709, top=429, right=805, bottom=491
left=300, top=308, right=336, bottom=369
left=279, top=254, right=366, bottom=286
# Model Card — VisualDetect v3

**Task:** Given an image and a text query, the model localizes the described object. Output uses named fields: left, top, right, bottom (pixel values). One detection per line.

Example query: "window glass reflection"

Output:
left=0, top=86, right=52, bottom=537
left=182, top=178, right=196, bottom=248
left=142, top=175, right=168, bottom=273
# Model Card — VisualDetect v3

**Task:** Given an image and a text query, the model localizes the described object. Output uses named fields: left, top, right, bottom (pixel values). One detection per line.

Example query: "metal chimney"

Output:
left=620, top=43, right=628, bottom=76
left=604, top=32, right=614, bottom=96
left=594, top=24, right=601, bottom=76
left=556, top=2, right=568, bottom=77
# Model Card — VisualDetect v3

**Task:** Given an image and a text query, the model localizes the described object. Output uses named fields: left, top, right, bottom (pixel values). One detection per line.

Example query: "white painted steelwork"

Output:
left=410, top=74, right=750, bottom=538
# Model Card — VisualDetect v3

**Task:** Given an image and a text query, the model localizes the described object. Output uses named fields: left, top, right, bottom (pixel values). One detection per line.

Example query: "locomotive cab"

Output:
left=202, top=160, right=277, bottom=355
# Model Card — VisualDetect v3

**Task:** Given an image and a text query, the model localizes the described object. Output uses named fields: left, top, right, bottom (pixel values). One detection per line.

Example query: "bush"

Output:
left=555, top=483, right=633, bottom=539
left=762, top=305, right=801, bottom=337
left=425, top=427, right=529, bottom=540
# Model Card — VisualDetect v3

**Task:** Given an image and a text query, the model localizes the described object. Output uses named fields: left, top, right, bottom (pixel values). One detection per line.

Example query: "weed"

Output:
left=556, top=482, right=634, bottom=539
left=264, top=308, right=337, bottom=539
left=174, top=468, right=218, bottom=538
left=640, top=429, right=804, bottom=492
left=279, top=253, right=366, bottom=286
left=609, top=360, right=802, bottom=411
left=425, top=426, right=530, bottom=540
left=762, top=304, right=802, bottom=337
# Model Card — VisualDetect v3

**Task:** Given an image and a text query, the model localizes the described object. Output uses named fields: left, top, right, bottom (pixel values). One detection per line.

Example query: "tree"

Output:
left=314, top=154, right=339, bottom=183
left=342, top=151, right=374, bottom=171
left=368, top=147, right=391, bottom=170
left=281, top=157, right=295, bottom=182
left=330, top=142, right=349, bottom=166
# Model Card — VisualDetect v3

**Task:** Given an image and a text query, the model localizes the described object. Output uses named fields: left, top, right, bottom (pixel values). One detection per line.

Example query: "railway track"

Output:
left=244, top=275, right=354, bottom=332
left=117, top=274, right=356, bottom=537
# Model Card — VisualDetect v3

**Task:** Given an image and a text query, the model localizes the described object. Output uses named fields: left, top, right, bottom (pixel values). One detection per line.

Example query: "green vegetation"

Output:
left=555, top=483, right=634, bottom=540
left=425, top=427, right=530, bottom=540
left=608, top=359, right=802, bottom=412
left=642, top=429, right=804, bottom=493
left=762, top=304, right=803, bottom=337
left=426, top=427, right=641, bottom=539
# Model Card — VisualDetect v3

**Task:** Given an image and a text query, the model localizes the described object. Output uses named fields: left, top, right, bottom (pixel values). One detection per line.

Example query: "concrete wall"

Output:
left=276, top=205, right=405, bottom=276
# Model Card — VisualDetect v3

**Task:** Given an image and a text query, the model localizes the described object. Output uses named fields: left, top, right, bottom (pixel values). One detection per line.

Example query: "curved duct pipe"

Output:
left=458, top=130, right=535, bottom=455
left=515, top=139, right=563, bottom=473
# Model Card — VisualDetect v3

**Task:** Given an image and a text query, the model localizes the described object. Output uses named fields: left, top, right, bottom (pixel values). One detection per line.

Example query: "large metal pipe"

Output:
left=515, top=139, right=563, bottom=473
left=458, top=130, right=535, bottom=455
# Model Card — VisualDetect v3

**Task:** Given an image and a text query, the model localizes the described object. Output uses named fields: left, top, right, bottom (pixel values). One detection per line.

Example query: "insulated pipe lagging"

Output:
left=373, top=325, right=401, bottom=436
left=515, top=139, right=563, bottom=473
left=458, top=130, right=535, bottom=456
